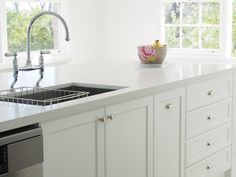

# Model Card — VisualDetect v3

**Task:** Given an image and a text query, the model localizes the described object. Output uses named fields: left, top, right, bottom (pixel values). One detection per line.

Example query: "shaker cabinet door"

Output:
left=105, top=96, right=154, bottom=177
left=42, top=109, right=104, bottom=177
left=155, top=88, right=185, bottom=177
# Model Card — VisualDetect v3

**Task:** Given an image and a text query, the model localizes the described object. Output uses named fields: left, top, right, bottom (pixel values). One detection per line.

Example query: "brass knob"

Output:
left=208, top=90, right=214, bottom=96
left=206, top=141, right=214, bottom=147
left=206, top=165, right=212, bottom=170
left=98, top=117, right=106, bottom=123
left=107, top=115, right=113, bottom=121
left=207, top=115, right=214, bottom=120
left=165, top=103, right=173, bottom=109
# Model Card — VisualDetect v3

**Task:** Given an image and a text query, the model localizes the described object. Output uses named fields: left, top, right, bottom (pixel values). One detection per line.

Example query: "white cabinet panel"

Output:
left=155, top=88, right=185, bottom=177
left=42, top=109, right=104, bottom=177
left=42, top=96, right=154, bottom=177
left=105, top=96, right=154, bottom=177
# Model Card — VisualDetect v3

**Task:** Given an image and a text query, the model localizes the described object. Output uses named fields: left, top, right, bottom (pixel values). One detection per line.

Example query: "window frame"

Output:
left=0, top=0, right=7, bottom=63
left=156, top=0, right=234, bottom=59
left=0, top=0, right=70, bottom=65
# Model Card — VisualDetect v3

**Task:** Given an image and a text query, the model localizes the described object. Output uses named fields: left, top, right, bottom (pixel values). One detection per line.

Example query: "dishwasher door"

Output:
left=0, top=124, right=43, bottom=177
left=8, top=164, right=43, bottom=177
left=8, top=135, right=43, bottom=172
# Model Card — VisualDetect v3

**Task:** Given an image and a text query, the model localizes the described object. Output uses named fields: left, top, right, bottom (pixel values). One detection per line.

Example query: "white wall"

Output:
left=0, top=0, right=158, bottom=63
left=67, top=0, right=157, bottom=62
left=67, top=0, right=102, bottom=62
left=101, top=0, right=156, bottom=61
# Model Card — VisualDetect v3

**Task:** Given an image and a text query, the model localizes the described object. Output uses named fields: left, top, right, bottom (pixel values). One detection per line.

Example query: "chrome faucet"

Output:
left=24, top=11, right=70, bottom=69
left=5, top=11, right=70, bottom=89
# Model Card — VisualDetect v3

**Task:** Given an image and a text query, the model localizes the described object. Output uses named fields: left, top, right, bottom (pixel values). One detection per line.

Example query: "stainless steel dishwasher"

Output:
left=0, top=124, right=43, bottom=177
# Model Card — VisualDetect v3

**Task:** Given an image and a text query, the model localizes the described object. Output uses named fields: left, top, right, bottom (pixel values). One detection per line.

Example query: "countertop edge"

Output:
left=0, top=67, right=235, bottom=132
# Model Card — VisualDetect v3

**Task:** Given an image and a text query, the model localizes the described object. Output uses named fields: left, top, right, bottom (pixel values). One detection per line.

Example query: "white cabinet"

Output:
left=105, top=96, right=154, bottom=177
left=186, top=148, right=231, bottom=177
left=42, top=96, right=154, bottom=177
left=186, top=74, right=233, bottom=177
left=154, top=88, right=185, bottom=177
left=42, top=109, right=104, bottom=177
left=41, top=73, right=234, bottom=177
left=186, top=124, right=231, bottom=167
left=186, top=74, right=232, bottom=111
left=186, top=99, right=232, bottom=139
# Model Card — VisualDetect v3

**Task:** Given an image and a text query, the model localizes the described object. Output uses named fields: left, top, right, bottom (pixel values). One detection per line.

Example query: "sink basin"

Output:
left=53, top=83, right=122, bottom=96
left=0, top=83, right=125, bottom=106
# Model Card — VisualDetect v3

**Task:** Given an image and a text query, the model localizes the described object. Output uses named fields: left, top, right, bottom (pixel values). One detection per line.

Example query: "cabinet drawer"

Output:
left=187, top=74, right=232, bottom=111
left=186, top=148, right=231, bottom=177
left=186, top=124, right=231, bottom=167
left=186, top=99, right=232, bottom=139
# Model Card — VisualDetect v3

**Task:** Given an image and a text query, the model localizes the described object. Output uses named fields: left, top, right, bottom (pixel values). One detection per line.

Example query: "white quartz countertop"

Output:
left=0, top=60, right=235, bottom=132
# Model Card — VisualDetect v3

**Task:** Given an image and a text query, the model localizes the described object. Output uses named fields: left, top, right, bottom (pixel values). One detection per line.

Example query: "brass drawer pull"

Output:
left=207, top=116, right=214, bottom=120
left=206, top=165, right=213, bottom=170
left=165, top=103, right=173, bottom=110
left=206, top=141, right=214, bottom=147
left=98, top=117, right=106, bottom=123
left=107, top=115, right=113, bottom=121
left=208, top=90, right=214, bottom=96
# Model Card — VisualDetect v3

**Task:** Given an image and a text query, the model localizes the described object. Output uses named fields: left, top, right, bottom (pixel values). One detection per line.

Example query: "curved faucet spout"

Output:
left=26, top=11, right=70, bottom=67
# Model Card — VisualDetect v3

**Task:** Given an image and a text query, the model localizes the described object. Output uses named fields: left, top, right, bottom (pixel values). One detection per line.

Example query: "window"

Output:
left=157, top=0, right=236, bottom=58
left=232, top=0, right=236, bottom=56
left=164, top=1, right=220, bottom=49
left=0, top=0, right=67, bottom=63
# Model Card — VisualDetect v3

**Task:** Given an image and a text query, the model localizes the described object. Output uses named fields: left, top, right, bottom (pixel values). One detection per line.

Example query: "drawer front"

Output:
left=187, top=74, right=232, bottom=111
left=186, top=124, right=231, bottom=167
left=186, top=148, right=231, bottom=177
left=186, top=99, right=232, bottom=139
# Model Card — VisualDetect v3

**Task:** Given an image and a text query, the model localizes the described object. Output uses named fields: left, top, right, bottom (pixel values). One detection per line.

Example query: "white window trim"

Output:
left=0, top=0, right=7, bottom=63
left=0, top=0, right=71, bottom=68
left=222, top=0, right=233, bottom=58
left=156, top=0, right=235, bottom=60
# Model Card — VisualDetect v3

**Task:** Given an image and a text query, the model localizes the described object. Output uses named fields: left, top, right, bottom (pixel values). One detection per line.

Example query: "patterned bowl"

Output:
left=137, top=45, right=167, bottom=64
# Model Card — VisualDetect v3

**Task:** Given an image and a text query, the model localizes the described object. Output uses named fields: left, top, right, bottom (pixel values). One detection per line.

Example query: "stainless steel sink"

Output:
left=53, top=83, right=123, bottom=96
left=0, top=83, right=125, bottom=106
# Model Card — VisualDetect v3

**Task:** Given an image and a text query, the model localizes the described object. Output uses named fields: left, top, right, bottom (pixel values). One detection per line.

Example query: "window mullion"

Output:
left=0, top=0, right=7, bottom=63
left=180, top=2, right=183, bottom=49
left=156, top=0, right=165, bottom=41
left=2, top=1, right=7, bottom=58
left=0, top=2, right=2, bottom=63
left=199, top=1, right=202, bottom=49
left=223, top=0, right=232, bottom=57
left=165, top=24, right=218, bottom=27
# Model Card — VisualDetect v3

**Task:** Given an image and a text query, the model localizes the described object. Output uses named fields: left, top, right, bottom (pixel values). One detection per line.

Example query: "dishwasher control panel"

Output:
left=0, top=145, right=8, bottom=175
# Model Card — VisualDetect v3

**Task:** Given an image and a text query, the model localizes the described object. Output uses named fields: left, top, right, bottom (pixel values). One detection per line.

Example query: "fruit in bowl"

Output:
left=138, top=40, right=167, bottom=64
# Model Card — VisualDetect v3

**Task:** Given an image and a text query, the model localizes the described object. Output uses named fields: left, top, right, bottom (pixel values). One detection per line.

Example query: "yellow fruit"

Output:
left=154, top=40, right=163, bottom=48
left=148, top=56, right=156, bottom=62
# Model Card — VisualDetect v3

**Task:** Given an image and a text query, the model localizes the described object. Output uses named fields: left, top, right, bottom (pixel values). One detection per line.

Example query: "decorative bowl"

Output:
left=137, top=45, right=167, bottom=64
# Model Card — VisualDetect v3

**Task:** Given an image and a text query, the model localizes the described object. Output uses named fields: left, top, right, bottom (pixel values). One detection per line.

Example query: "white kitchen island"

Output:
left=0, top=60, right=236, bottom=177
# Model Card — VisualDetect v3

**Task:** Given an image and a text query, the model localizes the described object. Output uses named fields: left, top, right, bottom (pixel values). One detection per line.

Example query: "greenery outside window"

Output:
left=157, top=0, right=236, bottom=59
left=0, top=0, right=67, bottom=63
left=165, top=1, right=220, bottom=49
left=232, top=0, right=236, bottom=56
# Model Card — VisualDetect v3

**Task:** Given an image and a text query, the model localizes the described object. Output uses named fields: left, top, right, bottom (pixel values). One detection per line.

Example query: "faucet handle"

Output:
left=5, top=52, right=17, bottom=58
left=40, top=50, right=51, bottom=55
left=6, top=52, right=19, bottom=90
